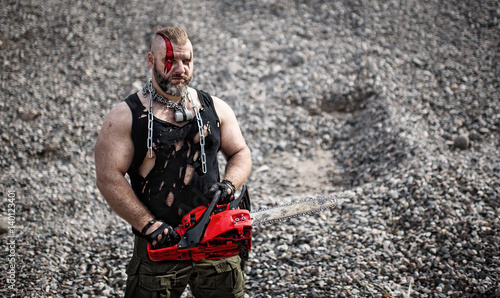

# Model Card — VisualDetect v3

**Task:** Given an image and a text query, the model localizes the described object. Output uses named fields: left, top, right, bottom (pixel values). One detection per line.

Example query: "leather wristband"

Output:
left=222, top=179, right=236, bottom=193
left=141, top=218, right=157, bottom=235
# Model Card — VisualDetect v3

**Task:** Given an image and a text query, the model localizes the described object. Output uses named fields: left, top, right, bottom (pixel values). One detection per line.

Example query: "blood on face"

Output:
left=156, top=32, right=174, bottom=73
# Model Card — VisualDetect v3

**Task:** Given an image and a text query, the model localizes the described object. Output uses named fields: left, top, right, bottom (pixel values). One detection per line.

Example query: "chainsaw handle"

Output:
left=177, top=190, right=221, bottom=249
left=229, top=185, right=250, bottom=210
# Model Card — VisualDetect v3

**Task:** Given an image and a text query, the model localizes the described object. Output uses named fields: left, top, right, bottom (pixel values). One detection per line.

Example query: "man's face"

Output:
left=153, top=40, right=194, bottom=97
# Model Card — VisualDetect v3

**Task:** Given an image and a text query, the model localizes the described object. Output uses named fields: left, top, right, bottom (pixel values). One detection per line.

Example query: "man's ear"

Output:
left=147, top=52, right=155, bottom=69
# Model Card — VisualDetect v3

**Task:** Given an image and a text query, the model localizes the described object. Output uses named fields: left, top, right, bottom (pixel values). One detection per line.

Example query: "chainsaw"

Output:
left=147, top=185, right=338, bottom=261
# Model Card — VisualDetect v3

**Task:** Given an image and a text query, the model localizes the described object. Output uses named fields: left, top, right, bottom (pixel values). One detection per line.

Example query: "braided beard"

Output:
left=153, top=60, right=192, bottom=97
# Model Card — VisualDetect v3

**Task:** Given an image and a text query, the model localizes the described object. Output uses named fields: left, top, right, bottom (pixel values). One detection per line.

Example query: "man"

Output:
left=94, top=26, right=252, bottom=297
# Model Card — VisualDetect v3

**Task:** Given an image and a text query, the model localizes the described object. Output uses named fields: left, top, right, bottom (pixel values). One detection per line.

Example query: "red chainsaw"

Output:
left=147, top=185, right=337, bottom=261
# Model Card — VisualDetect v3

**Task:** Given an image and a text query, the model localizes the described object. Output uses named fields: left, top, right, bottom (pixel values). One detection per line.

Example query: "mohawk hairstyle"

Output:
left=154, top=26, right=189, bottom=45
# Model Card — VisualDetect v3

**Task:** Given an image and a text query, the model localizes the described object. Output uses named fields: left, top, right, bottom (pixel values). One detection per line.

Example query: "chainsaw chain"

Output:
left=252, top=195, right=338, bottom=226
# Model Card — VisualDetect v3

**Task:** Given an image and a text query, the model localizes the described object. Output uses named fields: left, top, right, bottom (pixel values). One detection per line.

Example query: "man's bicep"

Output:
left=221, top=124, right=248, bottom=159
left=95, top=103, right=134, bottom=178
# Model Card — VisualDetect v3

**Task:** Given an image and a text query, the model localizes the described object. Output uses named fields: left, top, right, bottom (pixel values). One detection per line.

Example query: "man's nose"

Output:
left=171, top=60, right=185, bottom=74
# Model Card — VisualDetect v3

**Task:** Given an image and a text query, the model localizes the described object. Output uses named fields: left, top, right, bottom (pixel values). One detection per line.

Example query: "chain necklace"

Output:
left=143, top=79, right=207, bottom=174
left=142, top=78, right=186, bottom=111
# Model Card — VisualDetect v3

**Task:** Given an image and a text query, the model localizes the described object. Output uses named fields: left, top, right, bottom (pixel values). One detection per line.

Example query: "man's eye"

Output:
left=166, top=58, right=174, bottom=62
left=183, top=60, right=191, bottom=64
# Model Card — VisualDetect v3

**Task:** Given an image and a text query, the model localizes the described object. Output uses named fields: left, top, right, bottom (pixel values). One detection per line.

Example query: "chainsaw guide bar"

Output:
left=146, top=188, right=338, bottom=261
left=250, top=195, right=338, bottom=226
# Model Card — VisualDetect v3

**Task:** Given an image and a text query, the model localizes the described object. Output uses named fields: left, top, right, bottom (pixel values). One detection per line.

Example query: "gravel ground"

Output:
left=1, top=0, right=499, bottom=297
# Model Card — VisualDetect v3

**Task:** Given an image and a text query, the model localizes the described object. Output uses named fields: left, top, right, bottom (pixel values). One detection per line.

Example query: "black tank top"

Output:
left=124, top=90, right=221, bottom=226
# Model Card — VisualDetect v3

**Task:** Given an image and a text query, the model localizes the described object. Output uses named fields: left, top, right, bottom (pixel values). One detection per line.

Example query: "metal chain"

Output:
left=251, top=196, right=338, bottom=226
left=187, top=92, right=207, bottom=174
left=147, top=92, right=154, bottom=158
left=142, top=78, right=186, bottom=111
left=144, top=78, right=207, bottom=174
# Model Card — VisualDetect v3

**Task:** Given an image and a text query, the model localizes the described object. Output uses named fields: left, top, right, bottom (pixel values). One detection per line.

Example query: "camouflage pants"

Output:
left=124, top=236, right=245, bottom=298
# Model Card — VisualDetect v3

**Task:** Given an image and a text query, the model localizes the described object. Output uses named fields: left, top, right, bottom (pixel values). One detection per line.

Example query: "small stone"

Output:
left=412, top=57, right=424, bottom=67
left=342, top=274, right=353, bottom=283
left=289, top=52, right=306, bottom=66
left=18, top=108, right=40, bottom=121
left=453, top=135, right=469, bottom=149
left=310, top=268, right=320, bottom=276
left=0, top=216, right=8, bottom=234
left=416, top=258, right=425, bottom=269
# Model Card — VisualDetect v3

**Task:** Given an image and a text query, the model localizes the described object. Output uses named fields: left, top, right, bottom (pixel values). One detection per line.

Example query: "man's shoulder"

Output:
left=190, top=88, right=212, bottom=100
left=123, top=92, right=144, bottom=109
left=187, top=88, right=233, bottom=118
left=104, top=100, right=133, bottom=125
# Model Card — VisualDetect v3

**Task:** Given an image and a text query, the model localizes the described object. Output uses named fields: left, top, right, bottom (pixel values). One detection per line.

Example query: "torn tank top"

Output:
left=124, top=90, right=221, bottom=227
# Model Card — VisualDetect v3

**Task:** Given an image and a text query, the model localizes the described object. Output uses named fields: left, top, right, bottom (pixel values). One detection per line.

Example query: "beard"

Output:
left=153, top=60, right=192, bottom=97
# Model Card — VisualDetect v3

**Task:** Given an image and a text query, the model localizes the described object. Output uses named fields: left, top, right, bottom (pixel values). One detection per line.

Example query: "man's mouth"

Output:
left=172, top=75, right=187, bottom=81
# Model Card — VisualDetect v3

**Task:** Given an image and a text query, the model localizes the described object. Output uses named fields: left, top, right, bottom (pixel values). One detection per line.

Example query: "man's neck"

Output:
left=152, top=81, right=182, bottom=104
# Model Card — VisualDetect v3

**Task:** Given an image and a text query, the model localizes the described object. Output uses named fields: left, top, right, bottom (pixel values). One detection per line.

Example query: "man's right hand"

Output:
left=144, top=221, right=181, bottom=249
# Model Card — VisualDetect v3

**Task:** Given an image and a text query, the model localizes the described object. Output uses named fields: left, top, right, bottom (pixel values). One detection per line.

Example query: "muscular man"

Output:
left=94, top=26, right=252, bottom=297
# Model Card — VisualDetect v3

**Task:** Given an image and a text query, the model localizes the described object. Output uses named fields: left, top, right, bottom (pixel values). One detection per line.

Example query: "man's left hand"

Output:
left=207, top=180, right=236, bottom=204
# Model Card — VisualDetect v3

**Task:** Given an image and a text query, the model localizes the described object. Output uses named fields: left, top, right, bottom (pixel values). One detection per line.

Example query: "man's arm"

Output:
left=94, top=102, right=157, bottom=233
left=213, top=97, right=252, bottom=189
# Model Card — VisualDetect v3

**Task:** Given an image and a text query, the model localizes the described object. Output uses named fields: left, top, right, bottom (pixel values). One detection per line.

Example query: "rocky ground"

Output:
left=1, top=0, right=499, bottom=297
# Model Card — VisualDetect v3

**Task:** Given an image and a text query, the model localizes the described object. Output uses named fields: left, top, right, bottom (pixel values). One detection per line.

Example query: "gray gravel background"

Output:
left=1, top=0, right=499, bottom=297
